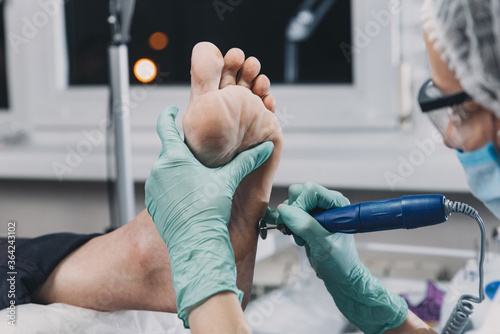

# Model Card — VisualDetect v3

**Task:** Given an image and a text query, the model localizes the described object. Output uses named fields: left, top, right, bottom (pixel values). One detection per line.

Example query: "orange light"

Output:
left=134, top=58, right=157, bottom=83
left=148, top=32, right=169, bottom=51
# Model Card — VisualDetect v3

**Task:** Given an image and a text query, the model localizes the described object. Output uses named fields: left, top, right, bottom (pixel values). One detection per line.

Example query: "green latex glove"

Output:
left=275, top=182, right=408, bottom=334
left=145, top=106, right=274, bottom=327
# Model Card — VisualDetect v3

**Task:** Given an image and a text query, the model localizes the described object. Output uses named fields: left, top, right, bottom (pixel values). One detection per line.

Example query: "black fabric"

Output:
left=0, top=233, right=101, bottom=309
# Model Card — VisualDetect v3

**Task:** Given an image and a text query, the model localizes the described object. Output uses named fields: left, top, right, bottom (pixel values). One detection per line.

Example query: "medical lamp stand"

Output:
left=107, top=0, right=136, bottom=230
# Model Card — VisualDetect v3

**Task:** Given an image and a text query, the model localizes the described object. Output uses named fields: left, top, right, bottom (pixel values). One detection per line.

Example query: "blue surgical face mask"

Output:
left=456, top=142, right=500, bottom=219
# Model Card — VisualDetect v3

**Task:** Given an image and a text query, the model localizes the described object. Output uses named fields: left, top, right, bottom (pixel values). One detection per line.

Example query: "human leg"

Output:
left=32, top=210, right=176, bottom=312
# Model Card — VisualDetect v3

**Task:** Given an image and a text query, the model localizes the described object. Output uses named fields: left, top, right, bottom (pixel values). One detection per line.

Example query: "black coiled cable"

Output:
left=441, top=200, right=486, bottom=334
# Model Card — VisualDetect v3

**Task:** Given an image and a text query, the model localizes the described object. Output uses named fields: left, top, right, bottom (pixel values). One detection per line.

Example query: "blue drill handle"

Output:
left=283, top=194, right=448, bottom=234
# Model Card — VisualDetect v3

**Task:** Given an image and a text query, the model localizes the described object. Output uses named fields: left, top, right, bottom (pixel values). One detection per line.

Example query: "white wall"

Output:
left=0, top=179, right=144, bottom=237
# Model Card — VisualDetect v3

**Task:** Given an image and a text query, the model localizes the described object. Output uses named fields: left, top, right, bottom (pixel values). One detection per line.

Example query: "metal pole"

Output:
left=107, top=0, right=136, bottom=229
left=108, top=44, right=135, bottom=228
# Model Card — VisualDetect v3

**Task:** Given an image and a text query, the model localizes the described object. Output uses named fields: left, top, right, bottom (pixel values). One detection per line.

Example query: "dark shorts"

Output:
left=0, top=233, right=101, bottom=309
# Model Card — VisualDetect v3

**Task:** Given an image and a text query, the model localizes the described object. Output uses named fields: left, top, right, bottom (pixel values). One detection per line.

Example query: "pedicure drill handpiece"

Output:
left=259, top=194, right=450, bottom=240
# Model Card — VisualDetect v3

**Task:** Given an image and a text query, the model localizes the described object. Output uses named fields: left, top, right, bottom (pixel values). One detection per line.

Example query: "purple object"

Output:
left=401, top=281, right=445, bottom=322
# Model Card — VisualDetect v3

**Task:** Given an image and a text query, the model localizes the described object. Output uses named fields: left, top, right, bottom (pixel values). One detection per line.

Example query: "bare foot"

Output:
left=183, top=42, right=282, bottom=168
left=183, top=42, right=283, bottom=306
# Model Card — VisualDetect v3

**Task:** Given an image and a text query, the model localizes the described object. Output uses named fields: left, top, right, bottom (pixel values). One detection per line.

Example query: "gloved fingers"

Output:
left=156, top=106, right=188, bottom=148
left=305, top=182, right=349, bottom=209
left=292, top=182, right=350, bottom=213
left=275, top=199, right=290, bottom=207
left=292, top=234, right=306, bottom=247
left=156, top=106, right=202, bottom=166
left=277, top=204, right=329, bottom=242
left=222, top=141, right=274, bottom=191
left=288, top=184, right=305, bottom=205
left=263, top=206, right=279, bottom=226
left=268, top=200, right=305, bottom=245
left=281, top=188, right=307, bottom=246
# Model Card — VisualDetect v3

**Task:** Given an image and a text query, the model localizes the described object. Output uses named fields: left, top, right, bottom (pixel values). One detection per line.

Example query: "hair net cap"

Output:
left=422, top=0, right=500, bottom=117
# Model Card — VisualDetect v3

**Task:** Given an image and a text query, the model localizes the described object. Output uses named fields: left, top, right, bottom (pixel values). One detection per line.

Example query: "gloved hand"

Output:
left=275, top=182, right=408, bottom=334
left=145, top=106, right=274, bottom=327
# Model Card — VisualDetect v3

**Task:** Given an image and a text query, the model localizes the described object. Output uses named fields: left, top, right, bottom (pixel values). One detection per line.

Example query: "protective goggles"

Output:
left=418, top=79, right=474, bottom=148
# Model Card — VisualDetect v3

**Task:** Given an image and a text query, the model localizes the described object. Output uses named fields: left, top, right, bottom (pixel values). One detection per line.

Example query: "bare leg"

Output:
left=33, top=210, right=177, bottom=312
left=32, top=42, right=282, bottom=312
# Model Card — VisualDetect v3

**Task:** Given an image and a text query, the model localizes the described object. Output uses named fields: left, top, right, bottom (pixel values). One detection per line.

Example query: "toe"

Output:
left=250, top=74, right=271, bottom=98
left=220, top=48, right=245, bottom=88
left=262, top=94, right=277, bottom=113
left=236, top=57, right=261, bottom=88
left=190, top=42, right=224, bottom=96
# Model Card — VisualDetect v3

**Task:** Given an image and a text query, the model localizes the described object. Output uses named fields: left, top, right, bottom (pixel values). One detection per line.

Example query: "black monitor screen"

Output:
left=65, top=0, right=352, bottom=85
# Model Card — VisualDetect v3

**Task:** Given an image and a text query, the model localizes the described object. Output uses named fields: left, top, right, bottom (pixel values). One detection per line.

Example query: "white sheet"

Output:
left=244, top=271, right=348, bottom=334
left=1, top=272, right=441, bottom=334
left=1, top=303, right=189, bottom=334
left=0, top=274, right=347, bottom=334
